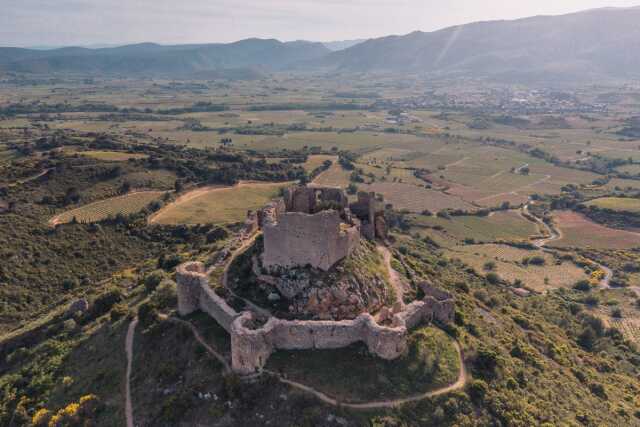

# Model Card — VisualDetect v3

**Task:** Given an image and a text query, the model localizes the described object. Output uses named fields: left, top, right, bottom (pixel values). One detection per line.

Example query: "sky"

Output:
left=1, top=0, right=639, bottom=47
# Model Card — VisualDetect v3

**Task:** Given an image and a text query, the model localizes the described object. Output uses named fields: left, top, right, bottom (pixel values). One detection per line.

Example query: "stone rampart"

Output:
left=176, top=261, right=455, bottom=375
left=176, top=262, right=239, bottom=332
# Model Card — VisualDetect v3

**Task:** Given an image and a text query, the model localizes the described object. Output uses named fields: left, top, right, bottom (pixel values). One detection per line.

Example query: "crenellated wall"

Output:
left=176, top=261, right=455, bottom=375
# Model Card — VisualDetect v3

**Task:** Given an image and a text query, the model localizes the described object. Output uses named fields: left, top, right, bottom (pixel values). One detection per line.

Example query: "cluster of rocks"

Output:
left=251, top=244, right=391, bottom=321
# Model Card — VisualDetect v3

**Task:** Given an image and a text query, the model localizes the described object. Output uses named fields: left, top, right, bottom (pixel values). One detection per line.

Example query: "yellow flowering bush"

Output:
left=31, top=408, right=51, bottom=426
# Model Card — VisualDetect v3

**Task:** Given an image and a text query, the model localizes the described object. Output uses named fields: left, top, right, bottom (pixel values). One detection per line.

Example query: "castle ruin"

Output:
left=175, top=184, right=453, bottom=375
left=259, top=186, right=386, bottom=272
left=176, top=261, right=454, bottom=375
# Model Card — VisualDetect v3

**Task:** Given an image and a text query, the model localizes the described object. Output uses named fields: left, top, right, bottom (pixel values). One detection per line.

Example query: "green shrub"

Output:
left=138, top=301, right=158, bottom=325
left=144, top=270, right=166, bottom=292
left=483, top=261, right=496, bottom=271
left=110, top=303, right=129, bottom=321
left=486, top=272, right=500, bottom=285
left=86, top=288, right=124, bottom=321
left=468, top=379, right=488, bottom=403
left=573, top=280, right=591, bottom=292
left=151, top=280, right=178, bottom=309
left=583, top=295, right=600, bottom=306
left=473, top=348, right=499, bottom=378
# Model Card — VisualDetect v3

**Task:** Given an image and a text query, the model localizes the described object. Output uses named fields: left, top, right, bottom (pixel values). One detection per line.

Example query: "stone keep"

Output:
left=262, top=210, right=360, bottom=271
left=261, top=186, right=360, bottom=272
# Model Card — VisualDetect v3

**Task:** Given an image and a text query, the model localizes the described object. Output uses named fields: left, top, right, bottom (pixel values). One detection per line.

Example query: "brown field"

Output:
left=362, top=182, right=473, bottom=213
left=312, top=161, right=352, bottom=188
left=550, top=211, right=640, bottom=249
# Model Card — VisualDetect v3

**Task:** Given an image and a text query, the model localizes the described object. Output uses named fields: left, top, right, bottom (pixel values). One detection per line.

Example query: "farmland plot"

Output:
left=361, top=182, right=473, bottom=213
left=149, top=182, right=289, bottom=225
left=550, top=211, right=640, bottom=249
left=50, top=191, right=166, bottom=225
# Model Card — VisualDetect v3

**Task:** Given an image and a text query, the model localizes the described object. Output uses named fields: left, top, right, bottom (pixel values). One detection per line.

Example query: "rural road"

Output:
left=523, top=203, right=612, bottom=288
left=6, top=168, right=51, bottom=188
left=125, top=318, right=138, bottom=427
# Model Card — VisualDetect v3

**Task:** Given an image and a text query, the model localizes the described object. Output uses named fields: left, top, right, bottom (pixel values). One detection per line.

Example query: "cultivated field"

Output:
left=50, top=191, right=166, bottom=225
left=411, top=211, right=539, bottom=246
left=586, top=197, right=640, bottom=213
left=303, top=154, right=337, bottom=172
left=362, top=182, right=474, bottom=213
left=550, top=211, right=640, bottom=249
left=75, top=150, right=149, bottom=161
left=312, top=161, right=351, bottom=188
left=149, top=182, right=289, bottom=225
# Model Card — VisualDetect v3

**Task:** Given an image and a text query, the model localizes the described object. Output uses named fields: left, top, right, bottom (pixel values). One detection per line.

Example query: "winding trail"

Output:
left=266, top=341, right=466, bottom=410
left=522, top=203, right=612, bottom=288
left=377, top=245, right=406, bottom=309
left=173, top=316, right=467, bottom=410
left=124, top=318, right=138, bottom=427
left=6, top=168, right=51, bottom=188
left=214, top=231, right=271, bottom=318
left=162, top=315, right=231, bottom=373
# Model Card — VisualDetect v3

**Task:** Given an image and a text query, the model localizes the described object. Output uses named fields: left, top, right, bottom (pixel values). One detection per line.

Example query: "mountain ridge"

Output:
left=1, top=6, right=639, bottom=82
left=311, top=6, right=640, bottom=81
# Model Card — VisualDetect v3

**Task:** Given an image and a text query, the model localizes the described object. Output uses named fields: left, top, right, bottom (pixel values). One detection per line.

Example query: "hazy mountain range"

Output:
left=322, top=39, right=367, bottom=52
left=315, top=6, right=640, bottom=82
left=0, top=39, right=329, bottom=78
left=1, top=6, right=639, bottom=82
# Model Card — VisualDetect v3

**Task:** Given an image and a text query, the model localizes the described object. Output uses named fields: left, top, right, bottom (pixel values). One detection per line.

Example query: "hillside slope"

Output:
left=314, top=7, right=640, bottom=81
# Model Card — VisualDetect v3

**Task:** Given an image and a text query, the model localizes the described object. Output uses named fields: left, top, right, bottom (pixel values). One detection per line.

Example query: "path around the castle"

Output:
left=124, top=318, right=138, bottom=427
left=153, top=315, right=468, bottom=411
left=377, top=245, right=407, bottom=310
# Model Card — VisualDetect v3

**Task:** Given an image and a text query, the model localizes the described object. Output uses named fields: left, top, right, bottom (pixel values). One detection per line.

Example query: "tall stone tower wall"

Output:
left=262, top=210, right=359, bottom=271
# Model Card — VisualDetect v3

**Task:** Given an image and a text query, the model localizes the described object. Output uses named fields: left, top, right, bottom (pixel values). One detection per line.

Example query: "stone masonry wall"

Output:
left=176, top=261, right=455, bottom=375
left=262, top=210, right=359, bottom=272
left=176, top=262, right=239, bottom=332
